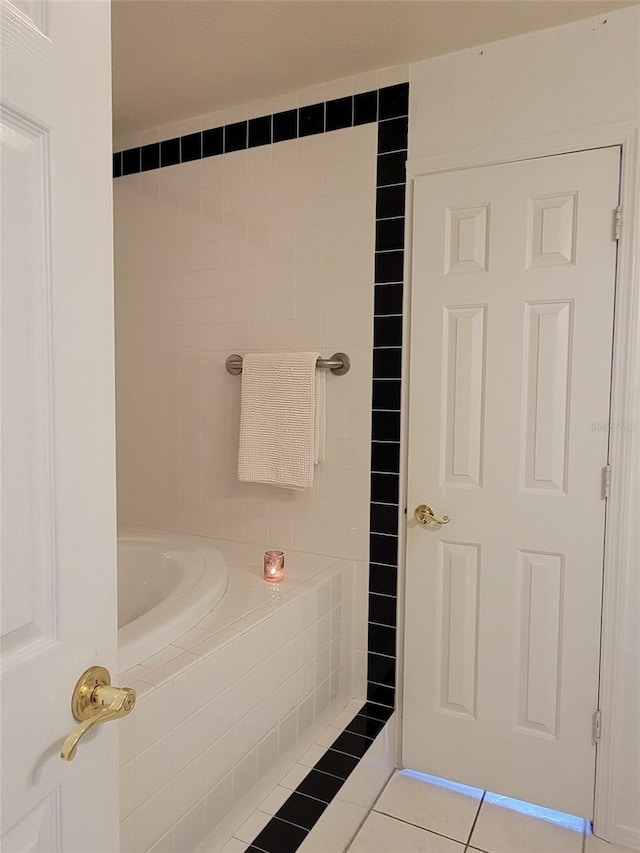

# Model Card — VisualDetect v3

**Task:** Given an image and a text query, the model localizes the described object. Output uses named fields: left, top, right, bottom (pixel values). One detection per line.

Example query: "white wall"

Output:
left=407, top=7, right=640, bottom=846
left=409, top=7, right=640, bottom=159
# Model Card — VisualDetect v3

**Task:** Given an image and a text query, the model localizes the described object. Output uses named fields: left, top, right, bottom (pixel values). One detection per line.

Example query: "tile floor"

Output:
left=206, top=699, right=390, bottom=853
left=348, top=770, right=633, bottom=853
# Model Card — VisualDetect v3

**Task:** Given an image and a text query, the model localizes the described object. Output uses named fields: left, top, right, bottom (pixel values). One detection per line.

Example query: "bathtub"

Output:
left=118, top=532, right=228, bottom=671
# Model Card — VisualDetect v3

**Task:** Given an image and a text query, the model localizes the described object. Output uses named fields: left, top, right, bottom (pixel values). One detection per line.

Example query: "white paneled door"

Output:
left=1, top=0, right=118, bottom=850
left=403, top=148, right=620, bottom=819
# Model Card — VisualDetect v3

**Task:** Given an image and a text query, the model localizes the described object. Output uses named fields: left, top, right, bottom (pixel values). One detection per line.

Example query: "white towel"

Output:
left=238, top=352, right=326, bottom=489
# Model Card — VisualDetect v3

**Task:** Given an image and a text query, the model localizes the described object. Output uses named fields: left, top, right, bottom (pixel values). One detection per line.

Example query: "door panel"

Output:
left=403, top=147, right=620, bottom=818
left=1, top=0, right=118, bottom=848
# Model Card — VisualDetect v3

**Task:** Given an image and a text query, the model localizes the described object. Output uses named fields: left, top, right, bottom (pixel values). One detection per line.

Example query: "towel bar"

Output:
left=225, top=352, right=351, bottom=376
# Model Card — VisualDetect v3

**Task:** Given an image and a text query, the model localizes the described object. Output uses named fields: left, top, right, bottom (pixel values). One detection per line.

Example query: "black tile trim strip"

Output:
left=114, top=81, right=408, bottom=851
left=113, top=84, right=408, bottom=176
left=245, top=701, right=393, bottom=852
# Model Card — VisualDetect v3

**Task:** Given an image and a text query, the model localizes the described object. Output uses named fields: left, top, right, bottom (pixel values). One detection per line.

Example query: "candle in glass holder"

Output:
left=264, top=550, right=285, bottom=583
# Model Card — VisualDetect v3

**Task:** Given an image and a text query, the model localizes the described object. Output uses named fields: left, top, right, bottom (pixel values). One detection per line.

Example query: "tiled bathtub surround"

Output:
left=113, top=71, right=408, bottom=845
left=118, top=537, right=355, bottom=853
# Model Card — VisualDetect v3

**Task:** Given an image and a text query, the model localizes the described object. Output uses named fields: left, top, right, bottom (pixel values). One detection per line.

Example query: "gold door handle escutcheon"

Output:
left=61, top=666, right=136, bottom=761
left=414, top=504, right=451, bottom=526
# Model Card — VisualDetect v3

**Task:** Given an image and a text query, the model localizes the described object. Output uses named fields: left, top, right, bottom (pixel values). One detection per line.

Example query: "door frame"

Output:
left=400, top=122, right=640, bottom=841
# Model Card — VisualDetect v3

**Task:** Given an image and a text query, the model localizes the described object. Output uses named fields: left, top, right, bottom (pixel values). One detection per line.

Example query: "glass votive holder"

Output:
left=264, top=550, right=285, bottom=583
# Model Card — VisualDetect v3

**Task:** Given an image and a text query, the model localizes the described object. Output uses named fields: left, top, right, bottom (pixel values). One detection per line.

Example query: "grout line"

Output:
left=465, top=789, right=487, bottom=850
left=371, top=807, right=470, bottom=847
left=376, top=113, right=409, bottom=123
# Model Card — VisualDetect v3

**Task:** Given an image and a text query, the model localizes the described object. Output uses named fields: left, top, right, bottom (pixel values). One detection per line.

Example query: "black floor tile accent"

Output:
left=112, top=151, right=122, bottom=178
left=330, top=730, right=372, bottom=759
left=314, top=747, right=360, bottom=779
left=359, top=701, right=394, bottom=722
left=344, top=713, right=386, bottom=740
left=250, top=817, right=308, bottom=853
left=296, top=768, right=346, bottom=803
left=275, top=792, right=327, bottom=830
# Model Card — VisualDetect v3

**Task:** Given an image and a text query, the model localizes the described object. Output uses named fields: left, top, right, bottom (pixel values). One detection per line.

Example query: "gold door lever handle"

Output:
left=414, top=504, right=451, bottom=526
left=61, top=666, right=136, bottom=761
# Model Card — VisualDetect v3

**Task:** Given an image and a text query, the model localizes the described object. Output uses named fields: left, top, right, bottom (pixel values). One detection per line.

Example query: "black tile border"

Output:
left=113, top=81, right=408, bottom=852
left=247, top=701, right=393, bottom=853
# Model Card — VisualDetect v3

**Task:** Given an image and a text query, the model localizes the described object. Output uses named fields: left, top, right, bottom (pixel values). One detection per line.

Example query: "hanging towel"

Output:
left=238, top=351, right=326, bottom=489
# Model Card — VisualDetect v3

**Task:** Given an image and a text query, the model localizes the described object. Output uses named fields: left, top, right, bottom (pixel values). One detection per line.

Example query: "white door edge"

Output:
left=397, top=124, right=640, bottom=842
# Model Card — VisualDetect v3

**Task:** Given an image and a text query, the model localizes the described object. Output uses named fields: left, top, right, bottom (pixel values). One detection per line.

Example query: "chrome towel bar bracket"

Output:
left=225, top=352, right=351, bottom=376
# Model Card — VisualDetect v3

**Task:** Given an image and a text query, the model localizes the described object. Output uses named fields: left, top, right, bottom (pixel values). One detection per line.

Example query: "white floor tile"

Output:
left=374, top=770, right=483, bottom=843
left=233, top=809, right=271, bottom=843
left=349, top=812, right=465, bottom=852
left=259, top=785, right=293, bottom=815
left=331, top=700, right=366, bottom=730
left=298, top=799, right=368, bottom=852
left=316, top=725, right=342, bottom=748
left=300, top=743, right=326, bottom=767
left=470, top=800, right=585, bottom=853
left=280, top=763, right=310, bottom=790
left=218, top=839, right=247, bottom=853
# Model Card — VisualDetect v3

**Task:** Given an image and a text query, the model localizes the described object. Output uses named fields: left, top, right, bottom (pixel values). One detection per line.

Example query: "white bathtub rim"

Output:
left=118, top=531, right=228, bottom=672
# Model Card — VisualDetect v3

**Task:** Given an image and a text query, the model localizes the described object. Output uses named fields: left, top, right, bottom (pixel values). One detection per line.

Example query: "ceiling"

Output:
left=111, top=0, right=637, bottom=137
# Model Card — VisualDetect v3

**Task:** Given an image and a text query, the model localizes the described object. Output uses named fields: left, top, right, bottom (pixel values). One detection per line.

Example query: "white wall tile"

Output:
left=134, top=781, right=175, bottom=852
left=115, top=105, right=377, bottom=557
left=173, top=800, right=207, bottom=853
